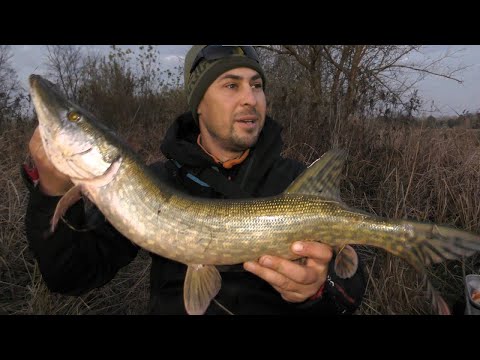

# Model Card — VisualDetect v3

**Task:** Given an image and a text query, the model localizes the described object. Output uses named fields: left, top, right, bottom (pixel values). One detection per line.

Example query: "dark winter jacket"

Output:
left=23, top=112, right=366, bottom=315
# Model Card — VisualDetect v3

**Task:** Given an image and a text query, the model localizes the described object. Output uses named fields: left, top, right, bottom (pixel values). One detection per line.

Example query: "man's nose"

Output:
left=241, top=85, right=257, bottom=106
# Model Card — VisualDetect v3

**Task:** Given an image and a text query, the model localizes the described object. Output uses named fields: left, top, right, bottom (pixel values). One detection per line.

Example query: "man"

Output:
left=23, top=45, right=366, bottom=315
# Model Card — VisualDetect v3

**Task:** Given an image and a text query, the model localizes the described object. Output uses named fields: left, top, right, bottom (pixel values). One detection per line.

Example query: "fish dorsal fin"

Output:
left=285, top=149, right=347, bottom=202
left=184, top=264, right=221, bottom=315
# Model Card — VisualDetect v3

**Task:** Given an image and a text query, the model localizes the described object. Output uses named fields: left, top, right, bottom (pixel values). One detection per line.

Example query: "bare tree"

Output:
left=0, top=45, right=24, bottom=122
left=44, top=45, right=86, bottom=101
left=258, top=45, right=465, bottom=125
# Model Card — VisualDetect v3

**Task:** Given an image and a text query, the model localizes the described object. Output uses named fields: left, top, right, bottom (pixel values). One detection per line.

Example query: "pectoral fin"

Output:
left=51, top=185, right=83, bottom=233
left=333, top=245, right=358, bottom=279
left=184, top=264, right=221, bottom=315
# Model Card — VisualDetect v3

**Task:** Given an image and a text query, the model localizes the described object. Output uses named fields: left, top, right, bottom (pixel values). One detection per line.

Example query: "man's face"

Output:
left=197, top=67, right=266, bottom=152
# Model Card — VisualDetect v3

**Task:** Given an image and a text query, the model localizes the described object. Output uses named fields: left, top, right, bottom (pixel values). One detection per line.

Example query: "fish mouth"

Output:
left=29, top=74, right=55, bottom=89
left=29, top=74, right=71, bottom=121
left=29, top=74, right=60, bottom=104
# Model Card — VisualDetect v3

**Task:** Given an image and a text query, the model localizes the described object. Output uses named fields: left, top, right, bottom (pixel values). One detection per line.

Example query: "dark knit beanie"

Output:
left=184, top=45, right=266, bottom=124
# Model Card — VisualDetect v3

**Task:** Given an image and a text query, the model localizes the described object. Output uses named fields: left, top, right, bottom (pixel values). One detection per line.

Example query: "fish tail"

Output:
left=403, top=221, right=480, bottom=267
left=398, top=221, right=480, bottom=315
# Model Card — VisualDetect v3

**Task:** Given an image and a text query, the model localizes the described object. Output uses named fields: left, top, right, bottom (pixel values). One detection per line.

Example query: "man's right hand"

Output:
left=29, top=126, right=74, bottom=196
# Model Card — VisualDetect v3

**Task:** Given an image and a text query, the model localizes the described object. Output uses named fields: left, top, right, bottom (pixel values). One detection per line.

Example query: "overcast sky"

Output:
left=9, top=45, right=480, bottom=117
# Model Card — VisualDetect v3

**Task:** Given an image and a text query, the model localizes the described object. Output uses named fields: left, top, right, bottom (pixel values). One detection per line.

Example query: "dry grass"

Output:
left=1, top=115, right=479, bottom=315
left=0, top=122, right=33, bottom=315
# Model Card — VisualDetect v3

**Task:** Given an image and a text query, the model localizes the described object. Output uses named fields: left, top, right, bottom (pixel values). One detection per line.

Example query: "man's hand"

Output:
left=29, top=126, right=74, bottom=196
left=243, top=241, right=333, bottom=303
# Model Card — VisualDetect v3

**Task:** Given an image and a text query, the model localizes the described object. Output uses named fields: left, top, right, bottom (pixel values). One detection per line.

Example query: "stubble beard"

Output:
left=228, top=126, right=261, bottom=152
left=205, top=121, right=262, bottom=153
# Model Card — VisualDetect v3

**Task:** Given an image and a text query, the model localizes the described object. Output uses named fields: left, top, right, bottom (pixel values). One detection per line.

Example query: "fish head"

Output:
left=29, top=74, right=121, bottom=182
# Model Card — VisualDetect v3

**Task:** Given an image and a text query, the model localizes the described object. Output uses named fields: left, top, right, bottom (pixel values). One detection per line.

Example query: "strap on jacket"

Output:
left=170, top=160, right=252, bottom=199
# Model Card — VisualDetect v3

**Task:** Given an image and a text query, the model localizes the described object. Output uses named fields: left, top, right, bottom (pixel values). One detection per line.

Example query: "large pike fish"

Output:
left=29, top=74, right=480, bottom=315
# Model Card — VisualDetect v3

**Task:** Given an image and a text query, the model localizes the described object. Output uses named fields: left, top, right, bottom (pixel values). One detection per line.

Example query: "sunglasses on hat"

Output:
left=189, top=45, right=260, bottom=74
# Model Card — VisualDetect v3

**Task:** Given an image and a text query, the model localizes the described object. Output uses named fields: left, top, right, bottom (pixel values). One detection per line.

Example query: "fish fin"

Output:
left=430, top=286, right=451, bottom=316
left=50, top=185, right=83, bottom=233
left=184, top=264, right=221, bottom=315
left=405, top=222, right=480, bottom=266
left=285, top=149, right=347, bottom=202
left=406, top=256, right=451, bottom=315
left=421, top=272, right=451, bottom=315
left=333, top=245, right=358, bottom=279
left=394, top=221, right=480, bottom=315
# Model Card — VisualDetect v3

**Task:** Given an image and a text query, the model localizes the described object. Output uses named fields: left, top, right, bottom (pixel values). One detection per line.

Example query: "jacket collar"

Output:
left=160, top=111, right=285, bottom=173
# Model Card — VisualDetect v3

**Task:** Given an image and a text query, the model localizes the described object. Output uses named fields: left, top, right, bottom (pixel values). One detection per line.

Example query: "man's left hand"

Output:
left=243, top=241, right=333, bottom=303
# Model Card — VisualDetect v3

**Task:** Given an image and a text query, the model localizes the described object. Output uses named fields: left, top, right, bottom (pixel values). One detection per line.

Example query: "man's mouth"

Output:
left=235, top=115, right=258, bottom=124
left=235, top=118, right=257, bottom=131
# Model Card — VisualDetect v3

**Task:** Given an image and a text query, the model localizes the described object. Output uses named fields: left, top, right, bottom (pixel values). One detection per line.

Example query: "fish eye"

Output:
left=67, top=111, right=81, bottom=122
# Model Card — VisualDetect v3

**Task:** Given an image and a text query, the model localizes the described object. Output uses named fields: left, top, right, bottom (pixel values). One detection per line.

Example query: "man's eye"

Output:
left=226, top=83, right=237, bottom=89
